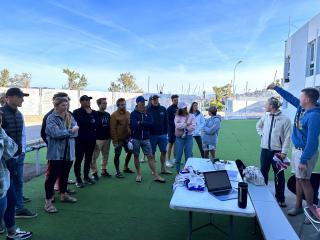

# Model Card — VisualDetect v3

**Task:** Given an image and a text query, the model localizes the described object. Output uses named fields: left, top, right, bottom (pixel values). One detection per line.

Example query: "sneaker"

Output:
left=66, top=188, right=76, bottom=194
left=287, top=207, right=303, bottom=216
left=22, top=196, right=31, bottom=203
left=166, top=160, right=173, bottom=168
left=83, top=178, right=96, bottom=185
left=101, top=171, right=112, bottom=177
left=6, top=228, right=32, bottom=240
left=67, top=179, right=76, bottom=184
left=92, top=173, right=99, bottom=181
left=15, top=208, right=37, bottom=219
left=115, top=172, right=124, bottom=178
left=75, top=180, right=85, bottom=188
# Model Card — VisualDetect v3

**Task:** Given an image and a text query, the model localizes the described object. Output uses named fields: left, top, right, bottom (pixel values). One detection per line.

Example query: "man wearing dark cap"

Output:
left=147, top=95, right=171, bottom=174
left=73, top=95, right=98, bottom=187
left=130, top=96, right=165, bottom=183
left=0, top=88, right=37, bottom=219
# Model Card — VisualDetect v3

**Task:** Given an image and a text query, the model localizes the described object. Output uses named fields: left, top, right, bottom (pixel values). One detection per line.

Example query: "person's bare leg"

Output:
left=300, top=179, right=320, bottom=219
left=124, top=152, right=132, bottom=170
left=147, top=155, right=165, bottom=181
left=160, top=152, right=167, bottom=172
left=295, top=179, right=303, bottom=209
left=209, top=150, right=216, bottom=159
left=204, top=151, right=209, bottom=159
left=167, top=143, right=173, bottom=160
left=134, top=155, right=141, bottom=181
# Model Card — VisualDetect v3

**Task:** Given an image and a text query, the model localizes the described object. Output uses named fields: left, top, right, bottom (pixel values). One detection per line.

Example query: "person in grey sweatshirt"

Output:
left=202, top=106, right=221, bottom=159
left=256, top=97, right=291, bottom=207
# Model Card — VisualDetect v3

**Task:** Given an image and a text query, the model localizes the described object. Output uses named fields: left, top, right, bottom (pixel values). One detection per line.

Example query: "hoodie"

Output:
left=202, top=115, right=221, bottom=147
left=274, top=86, right=320, bottom=164
left=147, top=104, right=168, bottom=135
left=130, top=107, right=153, bottom=140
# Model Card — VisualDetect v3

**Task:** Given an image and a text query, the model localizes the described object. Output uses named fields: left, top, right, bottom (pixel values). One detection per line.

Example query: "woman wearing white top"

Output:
left=189, top=102, right=205, bottom=158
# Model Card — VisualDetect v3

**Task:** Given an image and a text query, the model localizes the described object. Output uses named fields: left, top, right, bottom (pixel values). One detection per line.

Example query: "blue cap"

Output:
left=136, top=96, right=146, bottom=103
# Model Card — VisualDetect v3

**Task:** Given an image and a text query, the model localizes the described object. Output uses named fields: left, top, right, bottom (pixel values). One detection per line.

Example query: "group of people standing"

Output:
left=0, top=86, right=222, bottom=239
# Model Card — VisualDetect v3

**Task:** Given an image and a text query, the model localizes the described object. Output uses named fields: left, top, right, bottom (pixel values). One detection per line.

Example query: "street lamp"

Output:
left=232, top=60, right=243, bottom=97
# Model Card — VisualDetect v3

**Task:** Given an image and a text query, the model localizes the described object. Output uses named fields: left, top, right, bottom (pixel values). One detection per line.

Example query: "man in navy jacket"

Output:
left=147, top=95, right=171, bottom=174
left=130, top=96, right=165, bottom=183
left=268, top=83, right=320, bottom=219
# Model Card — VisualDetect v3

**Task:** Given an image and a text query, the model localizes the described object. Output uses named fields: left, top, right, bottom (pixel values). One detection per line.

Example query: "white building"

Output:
left=283, top=13, right=320, bottom=120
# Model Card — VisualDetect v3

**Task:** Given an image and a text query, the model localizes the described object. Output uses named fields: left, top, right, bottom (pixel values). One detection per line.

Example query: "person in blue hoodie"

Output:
left=268, top=83, right=320, bottom=219
left=130, top=96, right=165, bottom=184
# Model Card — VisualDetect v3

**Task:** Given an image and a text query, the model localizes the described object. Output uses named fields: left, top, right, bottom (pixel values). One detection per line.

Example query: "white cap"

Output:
left=177, top=102, right=187, bottom=109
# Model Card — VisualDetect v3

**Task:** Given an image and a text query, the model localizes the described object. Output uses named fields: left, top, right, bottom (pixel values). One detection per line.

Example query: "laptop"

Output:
left=203, top=170, right=238, bottom=201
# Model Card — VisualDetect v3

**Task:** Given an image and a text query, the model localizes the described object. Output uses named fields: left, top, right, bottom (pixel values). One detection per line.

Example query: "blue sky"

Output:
left=0, top=0, right=319, bottom=94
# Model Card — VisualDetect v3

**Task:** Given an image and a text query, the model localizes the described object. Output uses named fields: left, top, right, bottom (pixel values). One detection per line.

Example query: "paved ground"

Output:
left=267, top=181, right=320, bottom=239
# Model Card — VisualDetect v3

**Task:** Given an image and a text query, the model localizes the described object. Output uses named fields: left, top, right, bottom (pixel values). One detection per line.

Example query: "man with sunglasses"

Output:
left=110, top=98, right=133, bottom=178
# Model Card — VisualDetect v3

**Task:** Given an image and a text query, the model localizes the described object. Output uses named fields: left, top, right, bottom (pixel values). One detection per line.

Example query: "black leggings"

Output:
left=74, top=139, right=96, bottom=181
left=45, top=160, right=73, bottom=199
left=193, top=136, right=204, bottom=158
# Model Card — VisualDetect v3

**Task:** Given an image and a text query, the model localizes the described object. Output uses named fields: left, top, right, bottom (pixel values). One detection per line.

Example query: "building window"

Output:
left=307, top=40, right=316, bottom=77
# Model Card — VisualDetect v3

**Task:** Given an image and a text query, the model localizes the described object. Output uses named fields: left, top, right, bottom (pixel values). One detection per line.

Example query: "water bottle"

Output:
left=238, top=182, right=248, bottom=209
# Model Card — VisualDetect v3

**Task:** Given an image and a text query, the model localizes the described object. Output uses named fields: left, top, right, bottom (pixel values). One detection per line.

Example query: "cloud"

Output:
left=48, top=1, right=157, bottom=49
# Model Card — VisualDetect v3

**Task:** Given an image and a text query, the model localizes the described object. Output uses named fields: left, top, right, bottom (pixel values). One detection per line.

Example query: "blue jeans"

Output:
left=175, top=135, right=193, bottom=172
left=0, top=196, right=7, bottom=222
left=14, top=154, right=25, bottom=212
left=4, top=180, right=16, bottom=232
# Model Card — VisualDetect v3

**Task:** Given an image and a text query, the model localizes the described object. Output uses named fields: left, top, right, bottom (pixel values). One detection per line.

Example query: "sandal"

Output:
left=135, top=175, right=142, bottom=183
left=123, top=168, right=135, bottom=173
left=161, top=170, right=172, bottom=175
left=61, top=194, right=77, bottom=203
left=154, top=177, right=166, bottom=183
left=44, top=203, right=58, bottom=213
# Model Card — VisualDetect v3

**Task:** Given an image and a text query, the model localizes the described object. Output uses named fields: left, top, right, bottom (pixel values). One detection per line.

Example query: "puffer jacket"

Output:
left=202, top=115, right=221, bottom=147
left=256, top=111, right=291, bottom=154
left=45, top=111, right=78, bottom=161
left=174, top=114, right=196, bottom=137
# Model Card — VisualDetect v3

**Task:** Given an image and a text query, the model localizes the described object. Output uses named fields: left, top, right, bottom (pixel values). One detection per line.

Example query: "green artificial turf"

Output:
left=21, top=119, right=315, bottom=239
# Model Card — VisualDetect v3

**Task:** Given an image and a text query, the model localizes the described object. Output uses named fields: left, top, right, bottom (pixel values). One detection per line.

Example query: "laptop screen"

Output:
left=204, top=170, right=231, bottom=192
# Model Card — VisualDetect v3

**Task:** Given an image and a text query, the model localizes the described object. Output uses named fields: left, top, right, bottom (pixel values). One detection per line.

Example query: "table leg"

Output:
left=229, top=215, right=234, bottom=240
left=187, top=211, right=192, bottom=240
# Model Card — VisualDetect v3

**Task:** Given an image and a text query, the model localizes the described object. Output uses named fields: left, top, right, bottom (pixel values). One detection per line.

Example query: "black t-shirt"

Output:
left=96, top=111, right=111, bottom=140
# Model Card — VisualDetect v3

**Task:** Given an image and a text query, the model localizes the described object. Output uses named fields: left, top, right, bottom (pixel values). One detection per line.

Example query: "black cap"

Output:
left=79, top=95, right=92, bottom=101
left=6, top=88, right=29, bottom=97
left=151, top=94, right=159, bottom=100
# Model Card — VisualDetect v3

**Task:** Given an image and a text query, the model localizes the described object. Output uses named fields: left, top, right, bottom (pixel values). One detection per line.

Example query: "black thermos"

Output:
left=238, top=182, right=248, bottom=209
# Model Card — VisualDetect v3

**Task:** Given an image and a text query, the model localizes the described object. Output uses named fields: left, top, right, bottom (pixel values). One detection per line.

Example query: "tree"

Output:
left=9, top=72, right=31, bottom=88
left=62, top=68, right=88, bottom=90
left=108, top=72, right=143, bottom=92
left=0, top=68, right=10, bottom=87
left=212, top=83, right=232, bottom=101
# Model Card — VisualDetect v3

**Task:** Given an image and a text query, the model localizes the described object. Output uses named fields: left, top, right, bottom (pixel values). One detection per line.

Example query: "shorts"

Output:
left=150, top=134, right=168, bottom=153
left=202, top=144, right=216, bottom=151
left=114, top=139, right=132, bottom=155
left=133, top=139, right=153, bottom=156
left=292, top=147, right=318, bottom=179
left=168, top=131, right=176, bottom=144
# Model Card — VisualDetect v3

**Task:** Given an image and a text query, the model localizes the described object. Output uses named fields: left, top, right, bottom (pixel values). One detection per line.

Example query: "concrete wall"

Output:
left=283, top=13, right=320, bottom=123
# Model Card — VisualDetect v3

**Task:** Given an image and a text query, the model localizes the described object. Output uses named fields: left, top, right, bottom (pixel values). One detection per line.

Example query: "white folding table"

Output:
left=169, top=158, right=256, bottom=240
